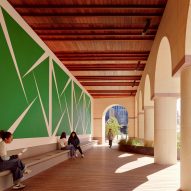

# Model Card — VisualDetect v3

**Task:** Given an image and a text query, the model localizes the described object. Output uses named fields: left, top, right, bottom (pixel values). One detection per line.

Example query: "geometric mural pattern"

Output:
left=0, top=7, right=91, bottom=139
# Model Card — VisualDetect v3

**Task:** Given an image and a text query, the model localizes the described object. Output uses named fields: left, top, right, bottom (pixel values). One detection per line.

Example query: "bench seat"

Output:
left=0, top=141, right=96, bottom=190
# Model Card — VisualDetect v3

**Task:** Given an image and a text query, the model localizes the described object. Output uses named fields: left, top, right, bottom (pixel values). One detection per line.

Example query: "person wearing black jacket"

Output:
left=68, top=131, right=84, bottom=158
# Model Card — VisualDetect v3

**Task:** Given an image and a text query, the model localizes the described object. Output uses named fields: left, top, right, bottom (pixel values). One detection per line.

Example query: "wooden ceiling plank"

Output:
left=76, top=76, right=141, bottom=81
left=80, top=82, right=139, bottom=86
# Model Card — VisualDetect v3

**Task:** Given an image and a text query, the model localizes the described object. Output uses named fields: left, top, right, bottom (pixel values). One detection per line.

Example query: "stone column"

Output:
left=154, top=97, right=177, bottom=165
left=134, top=115, right=138, bottom=138
left=138, top=111, right=144, bottom=139
left=144, top=106, right=154, bottom=146
left=180, top=66, right=191, bottom=190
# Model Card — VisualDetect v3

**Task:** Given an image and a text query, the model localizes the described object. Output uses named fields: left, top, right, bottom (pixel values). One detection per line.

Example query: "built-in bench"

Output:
left=0, top=140, right=97, bottom=191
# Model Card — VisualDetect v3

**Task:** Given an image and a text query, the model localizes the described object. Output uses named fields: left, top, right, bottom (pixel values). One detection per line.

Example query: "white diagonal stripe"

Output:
left=52, top=64, right=62, bottom=112
left=23, top=52, right=48, bottom=78
left=77, top=91, right=84, bottom=106
left=74, top=117, right=80, bottom=132
left=33, top=73, right=50, bottom=137
left=52, top=109, right=66, bottom=137
left=49, top=58, right=53, bottom=135
left=87, top=99, right=91, bottom=109
left=8, top=97, right=37, bottom=134
left=64, top=95, right=72, bottom=132
left=84, top=120, right=89, bottom=134
left=0, top=8, right=28, bottom=103
left=60, top=78, right=71, bottom=97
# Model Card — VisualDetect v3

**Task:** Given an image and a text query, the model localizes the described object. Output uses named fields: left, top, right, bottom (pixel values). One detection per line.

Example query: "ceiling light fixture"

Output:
left=142, top=18, right=151, bottom=35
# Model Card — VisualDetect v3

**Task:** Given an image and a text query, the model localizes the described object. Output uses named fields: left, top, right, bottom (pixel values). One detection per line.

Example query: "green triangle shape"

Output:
left=33, top=58, right=49, bottom=121
left=2, top=8, right=45, bottom=76
left=0, top=23, right=28, bottom=131
left=52, top=72, right=62, bottom=133
left=53, top=60, right=69, bottom=95
left=14, top=98, right=49, bottom=138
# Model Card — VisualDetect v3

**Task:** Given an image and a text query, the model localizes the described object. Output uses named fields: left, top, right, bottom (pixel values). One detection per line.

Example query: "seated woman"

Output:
left=68, top=131, right=84, bottom=158
left=58, top=132, right=75, bottom=158
left=0, top=130, right=31, bottom=190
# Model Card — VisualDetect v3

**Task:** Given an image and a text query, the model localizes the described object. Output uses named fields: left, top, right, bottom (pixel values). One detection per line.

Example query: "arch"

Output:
left=144, top=74, right=153, bottom=107
left=155, top=37, right=179, bottom=94
left=185, top=0, right=191, bottom=54
left=102, top=104, right=128, bottom=144
left=138, top=90, right=143, bottom=112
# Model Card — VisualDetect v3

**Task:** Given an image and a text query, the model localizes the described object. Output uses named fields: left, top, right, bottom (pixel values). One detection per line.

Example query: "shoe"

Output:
left=13, top=183, right=25, bottom=189
left=75, top=153, right=78, bottom=158
left=81, top=154, right=84, bottom=158
left=24, top=168, right=32, bottom=174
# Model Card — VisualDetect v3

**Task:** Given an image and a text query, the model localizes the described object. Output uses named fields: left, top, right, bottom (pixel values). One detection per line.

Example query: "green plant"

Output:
left=105, top=116, right=120, bottom=136
left=118, top=139, right=127, bottom=145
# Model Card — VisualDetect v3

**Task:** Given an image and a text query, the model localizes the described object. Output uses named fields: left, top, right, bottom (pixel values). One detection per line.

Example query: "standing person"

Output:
left=68, top=131, right=84, bottom=158
left=108, top=128, right=114, bottom=148
left=58, top=132, right=75, bottom=158
left=0, top=130, right=31, bottom=189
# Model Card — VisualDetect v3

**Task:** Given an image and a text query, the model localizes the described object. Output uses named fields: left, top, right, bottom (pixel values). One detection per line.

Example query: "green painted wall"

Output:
left=0, top=7, right=91, bottom=139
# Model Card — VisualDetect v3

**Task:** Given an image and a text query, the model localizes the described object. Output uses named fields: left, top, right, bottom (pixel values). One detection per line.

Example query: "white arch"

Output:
left=144, top=74, right=153, bottom=107
left=155, top=37, right=179, bottom=94
left=185, top=0, right=191, bottom=54
left=138, top=90, right=143, bottom=112
left=102, top=104, right=128, bottom=144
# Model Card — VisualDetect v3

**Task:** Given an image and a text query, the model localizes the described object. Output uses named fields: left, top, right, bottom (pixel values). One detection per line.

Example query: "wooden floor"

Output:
left=9, top=145, right=180, bottom=191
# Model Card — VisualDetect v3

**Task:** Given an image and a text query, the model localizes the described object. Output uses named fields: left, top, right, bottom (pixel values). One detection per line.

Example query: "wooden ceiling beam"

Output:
left=65, top=63, right=145, bottom=71
left=55, top=51, right=150, bottom=55
left=66, top=67, right=144, bottom=71
left=60, top=57, right=147, bottom=61
left=59, top=54, right=148, bottom=58
left=76, top=76, right=141, bottom=81
left=14, top=4, right=166, bottom=9
left=36, top=31, right=156, bottom=36
left=88, top=90, right=137, bottom=93
left=21, top=13, right=162, bottom=17
left=92, top=94, right=135, bottom=98
left=31, top=25, right=159, bottom=30
left=41, top=35, right=154, bottom=41
left=80, top=82, right=139, bottom=86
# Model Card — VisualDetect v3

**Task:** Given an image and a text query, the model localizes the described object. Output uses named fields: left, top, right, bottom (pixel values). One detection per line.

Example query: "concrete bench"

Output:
left=0, top=141, right=96, bottom=190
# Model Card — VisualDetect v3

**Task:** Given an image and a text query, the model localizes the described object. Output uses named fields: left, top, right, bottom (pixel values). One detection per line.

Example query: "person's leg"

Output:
left=76, top=146, right=83, bottom=155
left=109, top=140, right=112, bottom=148
left=76, top=146, right=84, bottom=157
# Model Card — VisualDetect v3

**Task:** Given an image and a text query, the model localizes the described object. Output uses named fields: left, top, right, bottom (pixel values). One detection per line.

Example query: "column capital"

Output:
left=144, top=106, right=154, bottom=110
left=173, top=54, right=191, bottom=76
left=151, top=93, right=180, bottom=100
left=138, top=111, right=144, bottom=115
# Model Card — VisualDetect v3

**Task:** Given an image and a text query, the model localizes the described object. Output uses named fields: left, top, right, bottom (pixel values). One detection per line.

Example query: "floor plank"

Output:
left=7, top=145, right=180, bottom=191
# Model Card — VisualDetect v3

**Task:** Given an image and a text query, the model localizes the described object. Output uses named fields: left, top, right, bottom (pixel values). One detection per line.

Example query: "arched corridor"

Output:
left=7, top=146, right=180, bottom=191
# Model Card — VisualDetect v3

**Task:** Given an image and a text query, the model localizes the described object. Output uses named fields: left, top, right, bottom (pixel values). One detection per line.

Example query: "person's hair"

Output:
left=70, top=131, right=77, bottom=139
left=0, top=130, right=12, bottom=141
left=60, top=132, right=66, bottom=139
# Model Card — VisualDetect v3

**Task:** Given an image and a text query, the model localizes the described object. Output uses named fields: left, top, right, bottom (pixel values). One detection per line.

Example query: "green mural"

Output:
left=0, top=7, right=91, bottom=139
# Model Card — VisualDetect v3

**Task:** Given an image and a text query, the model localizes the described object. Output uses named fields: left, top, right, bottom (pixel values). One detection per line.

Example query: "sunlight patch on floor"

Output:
left=118, top=153, right=134, bottom=158
left=134, top=162, right=180, bottom=191
left=115, top=156, right=154, bottom=173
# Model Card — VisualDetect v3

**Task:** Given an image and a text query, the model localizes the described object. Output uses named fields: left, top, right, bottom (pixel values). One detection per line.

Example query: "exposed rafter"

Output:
left=8, top=0, right=167, bottom=98
left=76, top=76, right=141, bottom=81
left=80, top=82, right=139, bottom=86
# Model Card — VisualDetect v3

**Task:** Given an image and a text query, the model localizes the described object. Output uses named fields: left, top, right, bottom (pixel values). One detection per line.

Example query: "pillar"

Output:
left=144, top=106, right=154, bottom=146
left=154, top=97, right=177, bottom=164
left=138, top=111, right=144, bottom=139
left=180, top=66, right=191, bottom=190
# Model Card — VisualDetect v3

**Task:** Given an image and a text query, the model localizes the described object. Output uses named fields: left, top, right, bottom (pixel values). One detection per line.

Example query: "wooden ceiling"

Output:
left=9, top=0, right=168, bottom=98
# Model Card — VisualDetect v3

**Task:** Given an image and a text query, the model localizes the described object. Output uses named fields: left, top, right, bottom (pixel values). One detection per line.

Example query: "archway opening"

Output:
left=102, top=105, right=128, bottom=144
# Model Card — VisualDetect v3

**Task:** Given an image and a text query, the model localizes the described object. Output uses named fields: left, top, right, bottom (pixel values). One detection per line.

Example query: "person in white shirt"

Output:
left=0, top=130, right=30, bottom=190
left=58, top=132, right=75, bottom=158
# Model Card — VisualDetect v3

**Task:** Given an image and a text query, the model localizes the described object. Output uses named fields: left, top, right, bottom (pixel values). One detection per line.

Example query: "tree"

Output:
left=105, top=116, right=120, bottom=136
